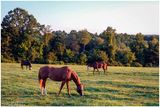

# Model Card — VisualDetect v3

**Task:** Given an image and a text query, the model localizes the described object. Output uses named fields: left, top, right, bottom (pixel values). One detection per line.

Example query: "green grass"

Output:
left=1, top=63, right=159, bottom=106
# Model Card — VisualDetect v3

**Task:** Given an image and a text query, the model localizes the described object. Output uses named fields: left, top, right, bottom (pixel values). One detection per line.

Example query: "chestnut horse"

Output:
left=21, top=60, right=32, bottom=70
left=87, top=61, right=107, bottom=74
left=38, top=66, right=84, bottom=96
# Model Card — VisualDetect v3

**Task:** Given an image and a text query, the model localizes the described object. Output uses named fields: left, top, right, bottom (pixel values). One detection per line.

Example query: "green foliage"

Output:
left=87, top=50, right=108, bottom=63
left=78, top=30, right=92, bottom=46
left=116, top=43, right=135, bottom=66
left=130, top=33, right=148, bottom=66
left=65, top=30, right=80, bottom=53
left=144, top=36, right=159, bottom=67
left=1, top=8, right=159, bottom=67
left=1, top=8, right=42, bottom=62
left=63, top=49, right=75, bottom=63
left=77, top=53, right=87, bottom=64
left=100, top=27, right=117, bottom=64
left=47, top=52, right=57, bottom=64
left=78, top=30, right=92, bottom=52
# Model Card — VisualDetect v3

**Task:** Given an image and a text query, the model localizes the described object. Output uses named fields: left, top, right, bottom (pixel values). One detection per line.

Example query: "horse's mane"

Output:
left=71, top=70, right=81, bottom=86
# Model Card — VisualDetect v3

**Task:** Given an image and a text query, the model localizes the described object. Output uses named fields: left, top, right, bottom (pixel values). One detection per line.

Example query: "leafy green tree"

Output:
left=96, top=37, right=104, bottom=45
left=50, top=30, right=67, bottom=61
left=40, top=25, right=54, bottom=63
left=87, top=50, right=108, bottom=63
left=47, top=52, right=57, bottom=64
left=65, top=30, right=80, bottom=53
left=77, top=53, right=87, bottom=64
left=144, top=36, right=159, bottom=66
left=100, top=27, right=117, bottom=64
left=1, top=8, right=41, bottom=62
left=116, top=43, right=135, bottom=66
left=116, top=33, right=135, bottom=47
left=130, top=33, right=148, bottom=66
left=63, top=49, right=75, bottom=63
left=78, top=30, right=92, bottom=52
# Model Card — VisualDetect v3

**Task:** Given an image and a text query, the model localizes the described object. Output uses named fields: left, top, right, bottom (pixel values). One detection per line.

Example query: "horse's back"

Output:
left=39, top=66, right=71, bottom=81
left=50, top=66, right=71, bottom=81
left=21, top=60, right=30, bottom=65
left=89, top=61, right=107, bottom=68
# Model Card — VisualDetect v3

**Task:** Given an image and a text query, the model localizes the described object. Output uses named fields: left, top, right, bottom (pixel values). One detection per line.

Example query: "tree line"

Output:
left=1, top=8, right=159, bottom=67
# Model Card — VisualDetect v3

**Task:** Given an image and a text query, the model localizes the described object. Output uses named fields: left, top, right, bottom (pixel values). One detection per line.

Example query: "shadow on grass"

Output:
left=84, top=93, right=133, bottom=102
left=106, top=81, right=159, bottom=90
left=85, top=86, right=119, bottom=93
left=131, top=90, right=159, bottom=98
left=144, top=102, right=159, bottom=106
left=113, top=72, right=159, bottom=77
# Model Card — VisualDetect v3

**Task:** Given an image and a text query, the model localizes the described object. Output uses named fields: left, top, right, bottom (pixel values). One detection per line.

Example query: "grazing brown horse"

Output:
left=21, top=60, right=32, bottom=70
left=38, top=66, right=84, bottom=96
left=87, top=61, right=107, bottom=74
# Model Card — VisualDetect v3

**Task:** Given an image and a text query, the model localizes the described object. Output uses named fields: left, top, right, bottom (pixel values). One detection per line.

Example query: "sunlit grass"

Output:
left=1, top=63, right=159, bottom=106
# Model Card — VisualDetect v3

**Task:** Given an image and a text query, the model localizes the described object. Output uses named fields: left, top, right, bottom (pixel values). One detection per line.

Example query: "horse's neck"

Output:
left=71, top=72, right=81, bottom=86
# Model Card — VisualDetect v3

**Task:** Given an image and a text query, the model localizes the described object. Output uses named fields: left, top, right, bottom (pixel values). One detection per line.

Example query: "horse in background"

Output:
left=38, top=66, right=84, bottom=96
left=21, top=60, right=32, bottom=70
left=87, top=61, right=108, bottom=74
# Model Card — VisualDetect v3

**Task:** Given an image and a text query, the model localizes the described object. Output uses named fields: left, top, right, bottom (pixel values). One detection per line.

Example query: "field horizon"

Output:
left=1, top=63, right=159, bottom=106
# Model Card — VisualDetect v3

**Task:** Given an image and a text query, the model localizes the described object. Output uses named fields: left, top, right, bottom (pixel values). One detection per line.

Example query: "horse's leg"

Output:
left=40, top=79, right=47, bottom=95
left=87, top=66, right=89, bottom=75
left=93, top=68, right=95, bottom=75
left=21, top=65, right=23, bottom=70
left=96, top=64, right=100, bottom=74
left=96, top=67, right=100, bottom=74
left=97, top=68, right=100, bottom=74
left=66, top=81, right=71, bottom=96
left=103, top=65, right=107, bottom=74
left=42, top=79, right=47, bottom=95
left=103, top=67, right=106, bottom=74
left=26, top=65, right=27, bottom=70
left=57, top=81, right=65, bottom=96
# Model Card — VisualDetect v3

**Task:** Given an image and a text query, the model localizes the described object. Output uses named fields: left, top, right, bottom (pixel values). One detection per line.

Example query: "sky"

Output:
left=1, top=1, right=159, bottom=34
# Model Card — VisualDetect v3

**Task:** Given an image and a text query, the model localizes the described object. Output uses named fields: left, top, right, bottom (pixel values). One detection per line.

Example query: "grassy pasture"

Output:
left=1, top=63, right=159, bottom=106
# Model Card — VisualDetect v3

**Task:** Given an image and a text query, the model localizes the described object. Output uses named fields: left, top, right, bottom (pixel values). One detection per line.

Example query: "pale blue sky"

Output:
left=1, top=1, right=159, bottom=34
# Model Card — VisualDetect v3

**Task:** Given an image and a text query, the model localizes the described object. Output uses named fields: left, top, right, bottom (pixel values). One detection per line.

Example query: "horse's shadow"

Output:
left=86, top=71, right=109, bottom=76
left=47, top=92, right=79, bottom=98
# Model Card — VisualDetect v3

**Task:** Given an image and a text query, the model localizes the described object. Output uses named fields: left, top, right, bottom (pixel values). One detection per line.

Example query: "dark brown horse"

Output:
left=87, top=61, right=107, bottom=74
left=21, top=60, right=32, bottom=70
left=38, top=66, right=84, bottom=96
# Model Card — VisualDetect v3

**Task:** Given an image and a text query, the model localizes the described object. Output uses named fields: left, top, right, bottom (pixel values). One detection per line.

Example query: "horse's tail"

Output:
left=38, top=71, right=43, bottom=89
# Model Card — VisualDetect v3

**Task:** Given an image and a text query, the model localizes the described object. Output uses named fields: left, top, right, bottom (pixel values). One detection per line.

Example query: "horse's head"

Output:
left=77, top=84, right=84, bottom=96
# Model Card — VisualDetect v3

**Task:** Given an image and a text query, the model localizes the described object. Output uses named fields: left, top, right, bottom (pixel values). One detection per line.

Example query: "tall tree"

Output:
left=1, top=8, right=41, bottom=62
left=144, top=36, right=159, bottom=66
left=130, top=33, right=148, bottom=66
left=78, top=30, right=92, bottom=52
left=50, top=30, right=67, bottom=61
left=65, top=30, right=80, bottom=53
left=100, top=27, right=117, bottom=64
left=40, top=25, right=54, bottom=63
